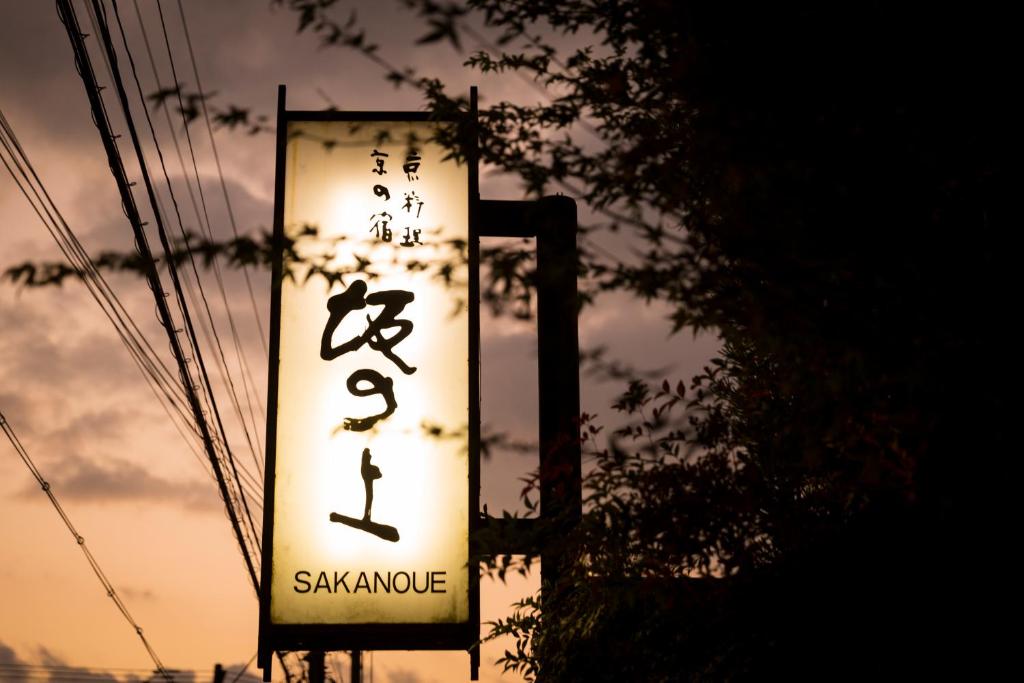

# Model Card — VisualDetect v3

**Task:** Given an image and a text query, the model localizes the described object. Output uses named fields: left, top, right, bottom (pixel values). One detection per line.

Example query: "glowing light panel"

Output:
left=267, top=119, right=470, bottom=628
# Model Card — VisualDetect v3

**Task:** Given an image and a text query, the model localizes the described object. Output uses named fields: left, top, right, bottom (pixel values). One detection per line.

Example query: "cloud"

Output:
left=0, top=391, right=31, bottom=425
left=19, top=453, right=220, bottom=512
left=42, top=408, right=136, bottom=449
left=117, top=586, right=157, bottom=602
left=388, top=669, right=425, bottom=683
left=0, top=640, right=197, bottom=683
left=122, top=672, right=195, bottom=683
left=0, top=291, right=147, bottom=410
left=36, top=646, right=120, bottom=682
left=218, top=662, right=262, bottom=683
left=0, top=640, right=30, bottom=682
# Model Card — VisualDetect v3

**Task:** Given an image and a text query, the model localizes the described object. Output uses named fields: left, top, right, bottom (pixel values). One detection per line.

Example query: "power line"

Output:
left=174, top=0, right=269, bottom=356
left=0, top=662, right=208, bottom=681
left=0, top=411, right=173, bottom=682
left=131, top=0, right=265, bottom=552
left=228, top=653, right=258, bottom=683
left=56, top=0, right=260, bottom=595
left=132, top=0, right=268, bottom=472
left=0, top=109, right=214, bottom=481
left=35, top=4, right=297, bottom=680
left=104, top=0, right=263, bottom=563
left=109, top=0, right=264, bottom=551
left=126, top=0, right=268, bottom=488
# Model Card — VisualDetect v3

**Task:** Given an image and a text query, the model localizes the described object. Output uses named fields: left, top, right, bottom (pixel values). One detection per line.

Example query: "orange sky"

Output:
left=0, top=2, right=716, bottom=681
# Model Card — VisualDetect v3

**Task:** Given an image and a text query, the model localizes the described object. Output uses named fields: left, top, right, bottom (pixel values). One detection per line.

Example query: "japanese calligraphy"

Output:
left=367, top=147, right=428, bottom=246
left=319, top=278, right=416, bottom=534
left=340, top=369, right=397, bottom=432
left=370, top=149, right=388, bottom=175
left=321, top=141, right=437, bottom=543
left=328, top=446, right=400, bottom=542
left=369, top=212, right=393, bottom=242
left=320, top=279, right=417, bottom=375
left=400, top=227, right=422, bottom=247
left=402, top=152, right=421, bottom=181
left=402, top=191, right=424, bottom=218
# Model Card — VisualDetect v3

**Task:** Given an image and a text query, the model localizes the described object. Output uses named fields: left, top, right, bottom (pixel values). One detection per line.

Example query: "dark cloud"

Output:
left=42, top=408, right=136, bottom=449
left=117, top=586, right=157, bottom=602
left=0, top=639, right=30, bottom=682
left=0, top=391, right=31, bottom=427
left=0, top=292, right=148, bottom=399
left=19, top=453, right=219, bottom=512
left=37, top=646, right=119, bottom=683
left=387, top=670, right=425, bottom=683
left=218, top=662, right=262, bottom=682
left=31, top=646, right=195, bottom=682
left=122, top=673, right=195, bottom=683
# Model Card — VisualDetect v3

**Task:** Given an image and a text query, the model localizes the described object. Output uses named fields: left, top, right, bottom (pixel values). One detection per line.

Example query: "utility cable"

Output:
left=113, top=0, right=266, bottom=497
left=56, top=0, right=260, bottom=593
left=0, top=110, right=212, bottom=480
left=144, top=0, right=263, bottom=548
left=0, top=410, right=173, bottom=682
left=130, top=0, right=266, bottom=532
left=130, top=0, right=267, bottom=483
left=95, top=0, right=263, bottom=560
left=175, top=0, right=268, bottom=356
left=133, top=0, right=267, bottom=455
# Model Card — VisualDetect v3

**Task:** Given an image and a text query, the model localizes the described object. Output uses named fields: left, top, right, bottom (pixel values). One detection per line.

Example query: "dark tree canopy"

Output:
left=413, top=2, right=1008, bottom=679
left=7, top=1, right=1011, bottom=680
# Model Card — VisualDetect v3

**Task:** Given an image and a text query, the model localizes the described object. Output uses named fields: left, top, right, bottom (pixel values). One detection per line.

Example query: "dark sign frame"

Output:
left=257, top=86, right=481, bottom=674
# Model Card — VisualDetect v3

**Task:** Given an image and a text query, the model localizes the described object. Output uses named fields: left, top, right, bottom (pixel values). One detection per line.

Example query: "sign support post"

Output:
left=476, top=197, right=582, bottom=566
left=534, top=196, right=583, bottom=588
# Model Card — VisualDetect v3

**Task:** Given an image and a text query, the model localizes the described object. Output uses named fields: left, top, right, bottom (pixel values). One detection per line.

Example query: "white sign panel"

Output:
left=263, top=116, right=472, bottom=639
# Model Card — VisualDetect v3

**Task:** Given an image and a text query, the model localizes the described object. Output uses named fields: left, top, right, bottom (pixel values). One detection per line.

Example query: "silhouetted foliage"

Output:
left=397, top=1, right=1005, bottom=679
left=8, top=1, right=1009, bottom=679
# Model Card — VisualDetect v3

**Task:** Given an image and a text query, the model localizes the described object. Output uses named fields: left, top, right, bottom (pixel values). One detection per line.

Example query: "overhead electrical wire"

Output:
left=229, top=653, right=259, bottom=683
left=56, top=0, right=260, bottom=594
left=69, top=24, right=290, bottom=679
left=0, top=109, right=214, bottom=481
left=131, top=0, right=267, bottom=475
left=80, top=0, right=258, bottom=512
left=0, top=411, right=174, bottom=682
left=106, top=0, right=263, bottom=553
left=150, top=0, right=265, bottom=548
left=59, top=0, right=235, bottom=491
left=128, top=0, right=267, bottom=488
left=104, top=0, right=263, bottom=560
left=10, top=3, right=298, bottom=679
left=174, top=0, right=269, bottom=357
left=0, top=3, right=298, bottom=679
left=110, top=0, right=263, bottom=568
left=111, top=6, right=298, bottom=676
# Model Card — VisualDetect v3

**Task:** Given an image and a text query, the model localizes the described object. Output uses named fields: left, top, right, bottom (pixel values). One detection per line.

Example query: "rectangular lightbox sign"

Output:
left=260, top=108, right=477, bottom=657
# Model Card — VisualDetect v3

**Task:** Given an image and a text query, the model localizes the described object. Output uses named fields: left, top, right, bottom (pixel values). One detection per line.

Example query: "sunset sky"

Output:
left=0, top=2, right=716, bottom=681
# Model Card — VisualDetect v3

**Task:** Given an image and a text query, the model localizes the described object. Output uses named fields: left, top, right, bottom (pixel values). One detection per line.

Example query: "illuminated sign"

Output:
left=259, top=100, right=479, bottom=660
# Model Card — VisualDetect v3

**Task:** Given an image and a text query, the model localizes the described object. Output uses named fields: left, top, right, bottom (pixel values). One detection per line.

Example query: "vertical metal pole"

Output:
left=307, top=651, right=325, bottom=683
left=259, top=83, right=289, bottom=682
left=351, top=650, right=362, bottom=683
left=536, top=196, right=582, bottom=587
left=467, top=85, right=482, bottom=683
